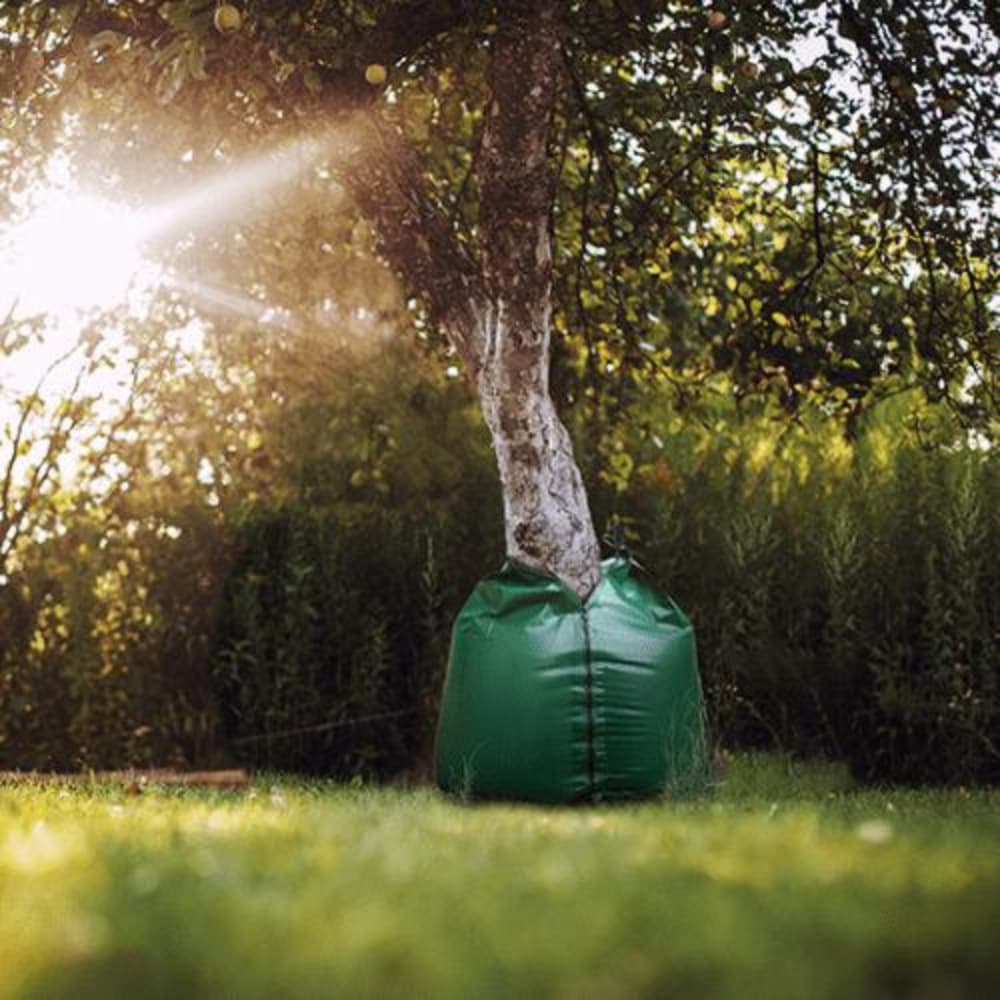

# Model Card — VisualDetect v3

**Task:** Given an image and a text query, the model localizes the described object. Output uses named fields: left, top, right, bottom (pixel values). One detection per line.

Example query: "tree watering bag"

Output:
left=435, top=557, right=709, bottom=803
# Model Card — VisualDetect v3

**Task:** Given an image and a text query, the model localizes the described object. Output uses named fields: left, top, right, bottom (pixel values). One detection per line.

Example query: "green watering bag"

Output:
left=435, top=556, right=709, bottom=803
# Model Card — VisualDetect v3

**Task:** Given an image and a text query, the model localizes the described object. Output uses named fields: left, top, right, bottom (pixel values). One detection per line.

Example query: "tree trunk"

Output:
left=340, top=0, right=601, bottom=597
left=475, top=1, right=601, bottom=596
left=476, top=337, right=601, bottom=598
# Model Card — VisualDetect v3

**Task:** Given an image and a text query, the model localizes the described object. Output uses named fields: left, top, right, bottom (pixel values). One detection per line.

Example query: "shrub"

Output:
left=625, top=421, right=999, bottom=785
left=2, top=381, right=995, bottom=785
left=212, top=506, right=447, bottom=777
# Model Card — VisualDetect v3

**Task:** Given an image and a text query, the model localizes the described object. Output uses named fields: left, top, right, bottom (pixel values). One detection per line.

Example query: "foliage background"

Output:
left=1, top=325, right=996, bottom=783
left=0, top=0, right=997, bottom=784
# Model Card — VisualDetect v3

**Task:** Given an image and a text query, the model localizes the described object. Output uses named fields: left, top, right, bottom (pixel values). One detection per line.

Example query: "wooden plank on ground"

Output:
left=0, top=768, right=250, bottom=789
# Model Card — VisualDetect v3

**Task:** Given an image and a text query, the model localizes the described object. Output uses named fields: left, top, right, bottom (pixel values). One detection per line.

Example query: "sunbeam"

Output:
left=0, top=127, right=350, bottom=329
left=164, top=274, right=300, bottom=332
left=144, top=133, right=339, bottom=247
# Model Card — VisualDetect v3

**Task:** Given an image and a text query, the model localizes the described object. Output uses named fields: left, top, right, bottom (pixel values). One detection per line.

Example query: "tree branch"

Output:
left=338, top=112, right=487, bottom=376
left=0, top=341, right=81, bottom=551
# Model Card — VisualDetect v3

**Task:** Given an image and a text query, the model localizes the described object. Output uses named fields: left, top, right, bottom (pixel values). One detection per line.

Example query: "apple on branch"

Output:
left=214, top=4, right=242, bottom=34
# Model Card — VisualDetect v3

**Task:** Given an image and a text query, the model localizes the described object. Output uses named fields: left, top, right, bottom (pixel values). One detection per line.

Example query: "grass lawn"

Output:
left=2, top=754, right=998, bottom=999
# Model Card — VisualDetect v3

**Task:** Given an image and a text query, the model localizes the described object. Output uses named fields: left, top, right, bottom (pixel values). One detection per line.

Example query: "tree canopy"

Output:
left=1, top=0, right=995, bottom=431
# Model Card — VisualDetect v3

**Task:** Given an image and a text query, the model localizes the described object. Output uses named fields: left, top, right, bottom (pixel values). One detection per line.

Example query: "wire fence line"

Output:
left=230, top=708, right=420, bottom=746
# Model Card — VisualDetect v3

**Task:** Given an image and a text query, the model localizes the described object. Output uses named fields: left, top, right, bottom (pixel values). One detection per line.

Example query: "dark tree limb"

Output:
left=338, top=113, right=487, bottom=376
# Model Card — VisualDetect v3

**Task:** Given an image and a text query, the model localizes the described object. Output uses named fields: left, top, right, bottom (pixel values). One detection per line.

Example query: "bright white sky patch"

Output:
left=0, top=129, right=340, bottom=332
left=0, top=189, right=158, bottom=325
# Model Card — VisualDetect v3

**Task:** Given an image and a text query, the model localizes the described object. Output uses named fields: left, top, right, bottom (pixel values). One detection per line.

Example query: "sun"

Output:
left=0, top=187, right=154, bottom=322
left=0, top=130, right=347, bottom=331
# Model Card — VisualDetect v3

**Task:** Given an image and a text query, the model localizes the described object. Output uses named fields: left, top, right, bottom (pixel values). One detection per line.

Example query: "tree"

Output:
left=1, top=0, right=995, bottom=595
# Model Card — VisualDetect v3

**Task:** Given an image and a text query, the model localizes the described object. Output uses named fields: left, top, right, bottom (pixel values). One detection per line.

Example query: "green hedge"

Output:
left=208, top=436, right=997, bottom=785
left=626, top=444, right=999, bottom=784
left=1, top=424, right=996, bottom=784
left=212, top=507, right=451, bottom=777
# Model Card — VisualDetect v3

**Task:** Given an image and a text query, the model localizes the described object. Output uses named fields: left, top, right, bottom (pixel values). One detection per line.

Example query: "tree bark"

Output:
left=339, top=0, right=601, bottom=597
left=475, top=0, right=601, bottom=597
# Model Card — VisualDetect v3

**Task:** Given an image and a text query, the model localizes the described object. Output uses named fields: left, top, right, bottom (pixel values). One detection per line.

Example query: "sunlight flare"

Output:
left=164, top=274, right=299, bottom=332
left=0, top=191, right=154, bottom=321
left=0, top=128, right=348, bottom=327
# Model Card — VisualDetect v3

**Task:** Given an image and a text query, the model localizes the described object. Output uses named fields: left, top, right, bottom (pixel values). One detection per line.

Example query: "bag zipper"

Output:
left=581, top=606, right=596, bottom=800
